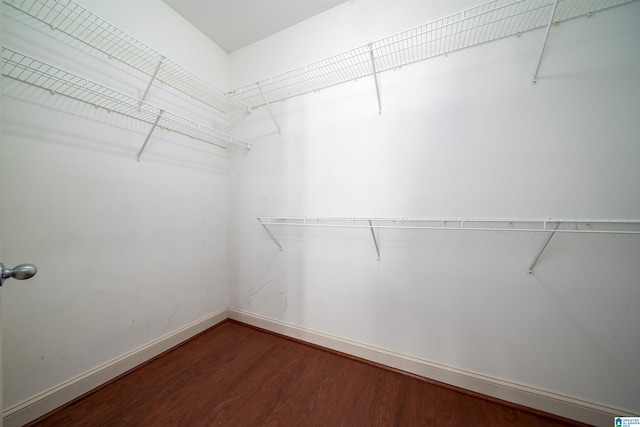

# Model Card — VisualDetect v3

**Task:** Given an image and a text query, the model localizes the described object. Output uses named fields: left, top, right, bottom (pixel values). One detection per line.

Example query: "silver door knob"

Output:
left=0, top=263, right=38, bottom=286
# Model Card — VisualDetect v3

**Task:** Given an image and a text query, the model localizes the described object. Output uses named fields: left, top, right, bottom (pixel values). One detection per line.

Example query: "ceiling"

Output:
left=162, top=0, right=347, bottom=53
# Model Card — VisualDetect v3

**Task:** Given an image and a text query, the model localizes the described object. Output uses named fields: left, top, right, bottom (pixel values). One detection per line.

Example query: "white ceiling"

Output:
left=162, top=0, right=347, bottom=53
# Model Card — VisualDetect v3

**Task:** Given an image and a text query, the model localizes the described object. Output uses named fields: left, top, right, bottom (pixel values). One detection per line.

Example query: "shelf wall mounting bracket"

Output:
left=137, top=109, right=164, bottom=161
left=532, top=0, right=559, bottom=85
left=139, top=56, right=165, bottom=106
left=368, top=44, right=382, bottom=114
left=369, top=219, right=381, bottom=260
left=257, top=81, right=281, bottom=134
left=258, top=218, right=282, bottom=251
left=527, top=221, right=562, bottom=275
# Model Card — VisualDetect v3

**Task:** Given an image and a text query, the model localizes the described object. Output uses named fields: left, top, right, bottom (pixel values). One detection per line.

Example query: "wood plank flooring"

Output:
left=29, top=320, right=591, bottom=427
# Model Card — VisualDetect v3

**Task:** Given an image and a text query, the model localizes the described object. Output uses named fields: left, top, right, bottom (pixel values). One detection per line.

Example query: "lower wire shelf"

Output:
left=255, top=216, right=640, bottom=273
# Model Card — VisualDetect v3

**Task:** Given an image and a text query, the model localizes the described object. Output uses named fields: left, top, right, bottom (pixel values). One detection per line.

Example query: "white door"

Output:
left=1, top=32, right=5, bottom=424
left=0, top=220, right=39, bottom=427
left=0, top=12, right=39, bottom=423
left=1, top=58, right=4, bottom=426
left=0, top=239, right=4, bottom=427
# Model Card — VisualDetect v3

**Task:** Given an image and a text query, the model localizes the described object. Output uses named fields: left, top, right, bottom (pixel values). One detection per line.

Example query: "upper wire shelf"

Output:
left=231, top=0, right=636, bottom=109
left=1, top=48, right=250, bottom=151
left=5, top=0, right=635, bottom=115
left=2, top=0, right=247, bottom=114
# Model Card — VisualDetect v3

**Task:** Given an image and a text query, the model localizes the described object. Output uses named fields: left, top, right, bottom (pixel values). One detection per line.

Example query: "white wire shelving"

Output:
left=255, top=217, right=640, bottom=273
left=256, top=217, right=640, bottom=234
left=230, top=0, right=637, bottom=110
left=2, top=0, right=247, bottom=114
left=5, top=0, right=636, bottom=115
left=1, top=48, right=251, bottom=157
left=5, top=0, right=636, bottom=117
left=4, top=0, right=637, bottom=155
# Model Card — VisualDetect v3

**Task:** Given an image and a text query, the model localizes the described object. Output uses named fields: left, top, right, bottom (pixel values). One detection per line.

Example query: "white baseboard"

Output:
left=228, top=307, right=636, bottom=427
left=5, top=306, right=634, bottom=427
left=3, top=307, right=228, bottom=427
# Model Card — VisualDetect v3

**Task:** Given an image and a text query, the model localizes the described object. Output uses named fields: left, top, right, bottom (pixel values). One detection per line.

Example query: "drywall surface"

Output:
left=228, top=0, right=640, bottom=416
left=1, top=0, right=230, bottom=410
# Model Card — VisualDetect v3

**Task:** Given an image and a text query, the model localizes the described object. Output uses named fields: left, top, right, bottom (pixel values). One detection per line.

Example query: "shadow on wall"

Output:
left=1, top=92, right=230, bottom=175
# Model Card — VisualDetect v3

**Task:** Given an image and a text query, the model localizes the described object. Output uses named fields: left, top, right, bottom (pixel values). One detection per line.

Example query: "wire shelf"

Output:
left=257, top=216, right=640, bottom=270
left=1, top=48, right=250, bottom=151
left=256, top=217, right=640, bottom=235
left=231, top=0, right=637, bottom=109
left=2, top=0, right=246, bottom=113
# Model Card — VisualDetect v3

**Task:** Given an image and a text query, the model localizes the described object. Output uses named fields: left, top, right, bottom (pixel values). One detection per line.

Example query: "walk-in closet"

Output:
left=1, top=0, right=639, bottom=425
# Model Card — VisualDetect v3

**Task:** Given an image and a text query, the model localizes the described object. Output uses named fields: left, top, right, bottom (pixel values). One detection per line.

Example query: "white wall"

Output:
left=1, top=0, right=230, bottom=410
left=229, top=0, right=640, bottom=417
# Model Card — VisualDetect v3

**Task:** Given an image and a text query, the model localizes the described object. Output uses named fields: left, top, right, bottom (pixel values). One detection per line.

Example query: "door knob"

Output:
left=0, top=263, right=38, bottom=286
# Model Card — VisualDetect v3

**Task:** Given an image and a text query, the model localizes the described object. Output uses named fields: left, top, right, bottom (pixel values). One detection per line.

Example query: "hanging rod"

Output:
left=1, top=48, right=251, bottom=153
left=2, top=0, right=247, bottom=114
left=230, top=0, right=637, bottom=109
left=255, top=217, right=640, bottom=235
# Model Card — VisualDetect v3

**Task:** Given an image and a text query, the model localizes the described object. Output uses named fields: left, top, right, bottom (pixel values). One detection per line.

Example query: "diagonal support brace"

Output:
left=532, top=0, right=559, bottom=85
left=137, top=110, right=164, bottom=161
left=139, top=56, right=165, bottom=106
left=257, top=82, right=281, bottom=134
left=369, top=219, right=380, bottom=260
left=368, top=44, right=382, bottom=114
left=258, top=218, right=282, bottom=251
left=528, top=222, right=561, bottom=274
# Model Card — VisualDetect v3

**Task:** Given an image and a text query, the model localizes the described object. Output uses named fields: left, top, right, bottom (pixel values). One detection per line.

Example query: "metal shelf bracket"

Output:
left=532, top=0, right=559, bottom=85
left=368, top=44, right=382, bottom=114
left=257, top=81, right=281, bottom=134
left=258, top=218, right=282, bottom=251
left=527, top=221, right=561, bottom=274
left=139, top=56, right=165, bottom=106
left=137, top=110, right=164, bottom=161
left=369, top=219, right=381, bottom=260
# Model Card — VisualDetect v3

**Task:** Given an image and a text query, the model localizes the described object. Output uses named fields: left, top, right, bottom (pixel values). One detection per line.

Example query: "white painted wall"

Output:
left=229, top=0, right=640, bottom=416
left=1, top=0, right=230, bottom=410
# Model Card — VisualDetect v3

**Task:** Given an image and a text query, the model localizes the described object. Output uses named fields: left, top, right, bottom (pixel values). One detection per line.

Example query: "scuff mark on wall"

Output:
left=244, top=278, right=276, bottom=306
left=160, top=306, right=178, bottom=337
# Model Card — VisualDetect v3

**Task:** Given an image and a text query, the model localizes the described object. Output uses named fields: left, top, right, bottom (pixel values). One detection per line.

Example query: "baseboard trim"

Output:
left=228, top=307, right=635, bottom=427
left=3, top=307, right=228, bottom=427
left=5, top=306, right=635, bottom=427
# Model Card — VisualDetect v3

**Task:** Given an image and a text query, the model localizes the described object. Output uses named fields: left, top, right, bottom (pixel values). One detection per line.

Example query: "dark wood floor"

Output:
left=29, top=320, right=591, bottom=427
